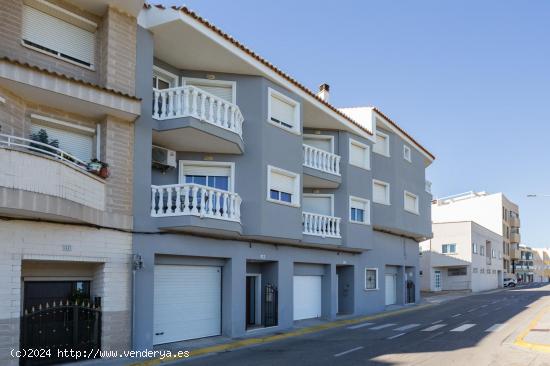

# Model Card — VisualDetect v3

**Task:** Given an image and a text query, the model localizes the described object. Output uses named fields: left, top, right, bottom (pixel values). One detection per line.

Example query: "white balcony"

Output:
left=303, top=144, right=341, bottom=176
left=302, top=211, right=341, bottom=238
left=151, top=183, right=242, bottom=222
left=152, top=85, right=244, bottom=138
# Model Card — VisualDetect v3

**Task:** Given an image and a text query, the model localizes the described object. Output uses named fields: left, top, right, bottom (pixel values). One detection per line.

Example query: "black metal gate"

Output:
left=20, top=301, right=101, bottom=366
left=263, top=284, right=278, bottom=327
left=406, top=280, right=416, bottom=304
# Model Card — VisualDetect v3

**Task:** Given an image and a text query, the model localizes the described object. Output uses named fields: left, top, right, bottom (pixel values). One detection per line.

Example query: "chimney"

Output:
left=317, top=83, right=330, bottom=102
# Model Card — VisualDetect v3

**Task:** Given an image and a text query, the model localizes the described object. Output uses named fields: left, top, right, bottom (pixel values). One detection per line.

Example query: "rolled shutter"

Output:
left=187, top=82, right=233, bottom=103
left=405, top=193, right=417, bottom=212
left=22, top=5, right=96, bottom=67
left=270, top=171, right=294, bottom=193
left=31, top=123, right=93, bottom=162
left=373, top=182, right=388, bottom=203
left=350, top=142, right=366, bottom=167
left=271, top=95, right=295, bottom=126
left=304, top=138, right=331, bottom=152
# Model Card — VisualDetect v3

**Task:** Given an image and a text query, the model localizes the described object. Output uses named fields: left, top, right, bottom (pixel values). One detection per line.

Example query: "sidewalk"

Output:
left=515, top=306, right=550, bottom=352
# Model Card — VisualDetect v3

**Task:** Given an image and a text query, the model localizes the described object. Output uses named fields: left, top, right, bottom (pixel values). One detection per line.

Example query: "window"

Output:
left=303, top=134, right=334, bottom=153
left=153, top=66, right=178, bottom=89
left=492, top=249, right=496, bottom=258
left=349, top=139, right=370, bottom=170
left=404, top=191, right=419, bottom=214
left=472, top=243, right=478, bottom=254
left=403, top=145, right=412, bottom=162
left=179, top=161, right=234, bottom=191
left=364, top=268, right=378, bottom=290
left=442, top=244, right=457, bottom=254
left=303, top=194, right=333, bottom=216
left=373, top=130, right=390, bottom=157
left=480, top=268, right=485, bottom=274
left=349, top=196, right=371, bottom=225
left=183, top=77, right=236, bottom=103
left=22, top=3, right=97, bottom=69
left=267, top=88, right=300, bottom=134
left=373, top=180, right=390, bottom=205
left=448, top=267, right=467, bottom=276
left=480, top=245, right=485, bottom=256
left=419, top=270, right=423, bottom=276
left=30, top=114, right=96, bottom=162
left=473, top=268, right=478, bottom=273
left=267, top=165, right=300, bottom=206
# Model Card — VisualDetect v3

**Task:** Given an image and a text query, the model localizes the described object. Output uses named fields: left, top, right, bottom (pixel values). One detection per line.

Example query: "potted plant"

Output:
left=87, top=159, right=110, bottom=178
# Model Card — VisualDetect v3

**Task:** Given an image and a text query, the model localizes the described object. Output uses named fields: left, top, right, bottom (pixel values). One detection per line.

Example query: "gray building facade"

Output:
left=132, top=5, right=434, bottom=350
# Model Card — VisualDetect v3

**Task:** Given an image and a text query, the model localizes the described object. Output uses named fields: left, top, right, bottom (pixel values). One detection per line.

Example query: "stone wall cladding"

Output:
left=0, top=220, right=132, bottom=366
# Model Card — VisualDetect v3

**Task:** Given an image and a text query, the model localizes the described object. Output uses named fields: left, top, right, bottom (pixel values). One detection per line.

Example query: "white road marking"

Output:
left=431, top=320, right=443, bottom=324
left=495, top=307, right=502, bottom=311
left=480, top=305, right=488, bottom=308
left=490, top=300, right=499, bottom=304
left=334, top=346, right=364, bottom=357
left=422, top=324, right=447, bottom=332
left=451, top=323, right=476, bottom=332
left=370, top=323, right=397, bottom=330
left=467, top=308, right=478, bottom=313
left=485, top=323, right=506, bottom=332
left=394, top=324, right=420, bottom=331
left=451, top=314, right=462, bottom=318
left=387, top=332, right=406, bottom=340
left=347, top=322, right=374, bottom=330
left=479, top=312, right=489, bottom=317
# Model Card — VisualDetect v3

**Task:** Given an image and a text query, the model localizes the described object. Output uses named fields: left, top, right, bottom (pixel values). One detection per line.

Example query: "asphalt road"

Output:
left=180, top=283, right=550, bottom=366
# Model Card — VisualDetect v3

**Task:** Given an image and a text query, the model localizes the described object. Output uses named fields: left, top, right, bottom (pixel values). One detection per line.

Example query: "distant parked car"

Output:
left=504, top=278, right=517, bottom=287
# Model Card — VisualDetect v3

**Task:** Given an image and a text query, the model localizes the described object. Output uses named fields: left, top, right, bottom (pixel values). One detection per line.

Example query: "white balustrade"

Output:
left=302, top=211, right=341, bottom=238
left=151, top=183, right=242, bottom=222
left=303, top=144, right=341, bottom=176
left=152, top=85, right=244, bottom=138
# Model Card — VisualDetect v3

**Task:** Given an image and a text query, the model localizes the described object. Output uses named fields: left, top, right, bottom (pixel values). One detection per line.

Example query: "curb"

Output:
left=129, top=303, right=434, bottom=366
left=513, top=306, right=550, bottom=353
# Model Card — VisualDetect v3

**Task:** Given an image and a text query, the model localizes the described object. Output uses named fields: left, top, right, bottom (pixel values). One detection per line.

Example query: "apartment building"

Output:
left=432, top=191, right=521, bottom=277
left=419, top=222, right=504, bottom=292
left=131, top=5, right=434, bottom=349
left=533, top=248, right=550, bottom=283
left=0, top=0, right=140, bottom=364
left=515, top=245, right=535, bottom=283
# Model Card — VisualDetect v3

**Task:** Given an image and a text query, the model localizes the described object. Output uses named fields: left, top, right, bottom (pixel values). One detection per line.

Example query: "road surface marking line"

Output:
left=514, top=306, right=550, bottom=353
left=431, top=320, right=443, bottom=324
left=370, top=323, right=397, bottom=330
left=347, top=322, right=374, bottom=330
left=422, top=324, right=447, bottom=332
left=495, top=307, right=502, bottom=311
left=387, top=333, right=406, bottom=340
left=334, top=346, right=364, bottom=357
left=451, top=314, right=462, bottom=318
left=394, top=324, right=420, bottom=331
left=485, top=324, right=506, bottom=332
left=479, top=312, right=489, bottom=317
left=467, top=308, right=478, bottom=313
left=480, top=305, right=488, bottom=308
left=451, top=324, right=476, bottom=332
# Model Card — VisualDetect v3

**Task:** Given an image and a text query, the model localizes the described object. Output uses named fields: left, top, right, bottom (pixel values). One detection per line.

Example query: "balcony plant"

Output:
left=87, top=158, right=110, bottom=179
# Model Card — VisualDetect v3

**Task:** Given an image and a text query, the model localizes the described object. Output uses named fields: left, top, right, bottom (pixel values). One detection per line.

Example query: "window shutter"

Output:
left=271, top=95, right=295, bottom=126
left=22, top=5, right=96, bottom=67
left=405, top=193, right=417, bottom=212
left=304, top=138, right=331, bottom=152
left=373, top=182, right=387, bottom=203
left=373, top=133, right=387, bottom=154
left=270, top=171, right=294, bottom=193
left=186, top=82, right=233, bottom=102
left=350, top=143, right=366, bottom=167
left=303, top=196, right=331, bottom=216
left=31, top=123, right=93, bottom=162
left=181, top=165, right=231, bottom=177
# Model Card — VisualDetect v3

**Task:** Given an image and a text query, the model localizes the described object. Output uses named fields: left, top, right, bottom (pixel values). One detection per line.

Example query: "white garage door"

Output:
left=293, top=275, right=322, bottom=320
left=154, top=265, right=221, bottom=345
left=385, top=274, right=397, bottom=305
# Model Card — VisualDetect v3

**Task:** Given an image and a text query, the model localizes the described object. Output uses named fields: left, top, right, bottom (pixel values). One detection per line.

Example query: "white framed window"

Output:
left=492, top=249, right=496, bottom=258
left=182, top=77, right=236, bottom=103
left=267, top=88, right=300, bottom=135
left=403, top=145, right=412, bottom=162
left=404, top=191, right=419, bottom=215
left=349, top=196, right=371, bottom=225
left=372, top=179, right=390, bottom=205
left=303, top=194, right=334, bottom=216
left=480, top=245, right=485, bottom=256
left=364, top=268, right=378, bottom=290
left=472, top=243, right=478, bottom=254
left=442, top=243, right=457, bottom=254
left=22, top=2, right=97, bottom=69
left=303, top=134, right=334, bottom=153
left=267, top=165, right=300, bottom=207
left=153, top=66, right=178, bottom=89
left=373, top=130, right=390, bottom=157
left=178, top=160, right=235, bottom=192
left=349, top=139, right=370, bottom=170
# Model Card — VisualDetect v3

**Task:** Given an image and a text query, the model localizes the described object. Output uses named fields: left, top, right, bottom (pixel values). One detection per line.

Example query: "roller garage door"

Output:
left=385, top=274, right=397, bottom=305
left=154, top=265, right=221, bottom=344
left=293, top=275, right=322, bottom=320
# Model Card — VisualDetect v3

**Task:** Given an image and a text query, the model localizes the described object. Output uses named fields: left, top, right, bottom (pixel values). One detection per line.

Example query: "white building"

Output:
left=420, top=221, right=504, bottom=292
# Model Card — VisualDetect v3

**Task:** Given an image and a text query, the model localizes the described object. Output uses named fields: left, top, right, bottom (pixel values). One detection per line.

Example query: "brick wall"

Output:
left=0, top=221, right=132, bottom=365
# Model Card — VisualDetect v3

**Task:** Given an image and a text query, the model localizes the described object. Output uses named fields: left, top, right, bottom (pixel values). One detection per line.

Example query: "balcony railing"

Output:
left=425, top=180, right=432, bottom=194
left=152, top=85, right=244, bottom=138
left=151, top=183, right=241, bottom=222
left=303, top=144, right=341, bottom=176
left=0, top=133, right=88, bottom=171
left=302, top=212, right=341, bottom=238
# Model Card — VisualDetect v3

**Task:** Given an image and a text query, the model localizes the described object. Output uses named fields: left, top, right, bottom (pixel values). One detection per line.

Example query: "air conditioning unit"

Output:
left=152, top=145, right=176, bottom=168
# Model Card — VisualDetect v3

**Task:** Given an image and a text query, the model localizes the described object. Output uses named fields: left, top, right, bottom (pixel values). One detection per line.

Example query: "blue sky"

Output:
left=158, top=0, right=550, bottom=247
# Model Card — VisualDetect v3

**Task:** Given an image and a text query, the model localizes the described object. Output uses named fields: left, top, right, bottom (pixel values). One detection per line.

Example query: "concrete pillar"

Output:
left=322, top=263, right=336, bottom=320
left=222, top=256, right=246, bottom=337
left=278, top=259, right=294, bottom=330
left=132, top=243, right=154, bottom=350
